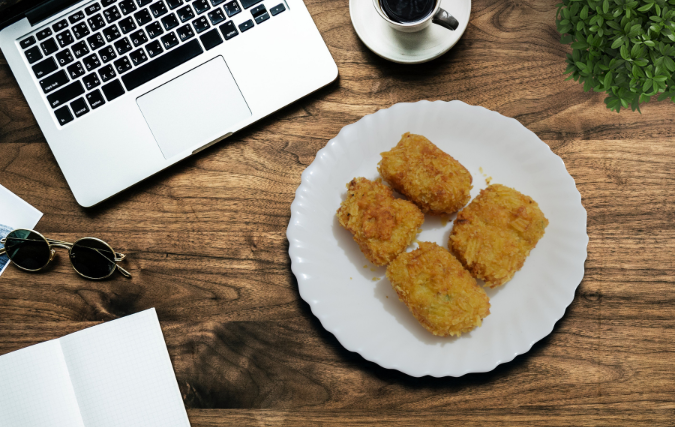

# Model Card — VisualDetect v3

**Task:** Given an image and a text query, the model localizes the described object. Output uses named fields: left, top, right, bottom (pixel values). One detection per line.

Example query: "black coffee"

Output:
left=380, top=0, right=436, bottom=24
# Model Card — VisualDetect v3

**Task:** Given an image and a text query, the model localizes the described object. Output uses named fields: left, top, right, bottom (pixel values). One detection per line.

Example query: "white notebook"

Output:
left=0, top=309, right=191, bottom=427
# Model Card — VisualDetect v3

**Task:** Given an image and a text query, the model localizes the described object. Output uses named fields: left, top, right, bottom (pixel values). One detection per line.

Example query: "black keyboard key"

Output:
left=99, top=46, right=117, bottom=63
left=99, top=64, right=116, bottom=81
left=192, top=16, right=209, bottom=33
left=114, top=56, right=133, bottom=72
left=69, top=11, right=86, bottom=23
left=47, top=80, right=85, bottom=108
left=238, top=19, right=253, bottom=32
left=118, top=16, right=137, bottom=33
left=193, top=0, right=210, bottom=14
left=176, top=23, right=194, bottom=41
left=41, top=38, right=59, bottom=55
left=102, top=24, right=121, bottom=42
left=145, top=40, right=163, bottom=57
left=160, top=32, right=179, bottom=49
left=71, top=97, right=89, bottom=117
left=210, top=0, right=225, bottom=6
left=55, top=49, right=75, bottom=66
left=85, top=3, right=102, bottom=15
left=24, top=46, right=43, bottom=63
left=32, top=57, right=58, bottom=78
left=40, top=70, right=69, bottom=93
left=150, top=1, right=168, bottom=17
left=119, top=0, right=137, bottom=14
left=53, top=49, right=73, bottom=66
left=36, top=28, right=53, bottom=40
left=20, top=36, right=36, bottom=49
left=86, top=89, right=106, bottom=108
left=55, top=30, right=74, bottom=47
left=53, top=20, right=68, bottom=32
left=54, top=105, right=74, bottom=125
left=176, top=5, right=194, bottom=22
left=102, top=79, right=125, bottom=100
left=102, top=0, right=117, bottom=5
left=250, top=4, right=264, bottom=16
left=67, top=62, right=85, bottom=79
left=137, top=0, right=152, bottom=6
left=134, top=8, right=152, bottom=25
left=239, top=0, right=261, bottom=8
left=88, top=14, right=107, bottom=31
left=122, top=39, right=202, bottom=90
left=129, top=29, right=148, bottom=46
left=103, top=5, right=122, bottom=22
left=254, top=12, right=269, bottom=24
left=166, top=0, right=182, bottom=9
left=161, top=13, right=179, bottom=30
left=146, top=21, right=163, bottom=38
left=72, top=22, right=90, bottom=39
left=199, top=28, right=221, bottom=50
left=87, top=32, right=106, bottom=50
left=83, top=72, right=101, bottom=89
left=219, top=20, right=237, bottom=40
left=114, top=37, right=133, bottom=54
left=129, top=47, right=148, bottom=65
left=208, top=8, right=225, bottom=25
left=223, top=1, right=240, bottom=17
left=82, top=53, right=101, bottom=71
left=71, top=41, right=90, bottom=58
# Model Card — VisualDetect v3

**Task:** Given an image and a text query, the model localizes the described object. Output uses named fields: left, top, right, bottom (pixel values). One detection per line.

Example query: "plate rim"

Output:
left=287, top=100, right=589, bottom=377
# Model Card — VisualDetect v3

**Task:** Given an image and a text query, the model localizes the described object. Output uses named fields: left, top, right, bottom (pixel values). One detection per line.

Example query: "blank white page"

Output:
left=0, top=340, right=85, bottom=427
left=60, top=308, right=191, bottom=427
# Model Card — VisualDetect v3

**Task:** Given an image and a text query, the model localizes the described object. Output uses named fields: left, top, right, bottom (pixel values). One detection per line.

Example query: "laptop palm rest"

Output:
left=137, top=56, right=251, bottom=160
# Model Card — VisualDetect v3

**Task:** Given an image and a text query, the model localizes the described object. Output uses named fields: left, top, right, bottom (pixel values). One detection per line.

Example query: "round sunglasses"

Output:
left=0, top=229, right=131, bottom=280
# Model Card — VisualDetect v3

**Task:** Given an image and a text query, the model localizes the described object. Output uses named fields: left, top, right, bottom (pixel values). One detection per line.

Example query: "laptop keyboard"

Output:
left=17, top=0, right=286, bottom=127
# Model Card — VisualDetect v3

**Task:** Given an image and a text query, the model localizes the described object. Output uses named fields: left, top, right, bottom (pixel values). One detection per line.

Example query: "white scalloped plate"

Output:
left=287, top=101, right=588, bottom=377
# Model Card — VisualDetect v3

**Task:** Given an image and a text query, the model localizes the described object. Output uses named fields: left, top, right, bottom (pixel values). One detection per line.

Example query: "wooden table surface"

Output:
left=2, top=0, right=674, bottom=425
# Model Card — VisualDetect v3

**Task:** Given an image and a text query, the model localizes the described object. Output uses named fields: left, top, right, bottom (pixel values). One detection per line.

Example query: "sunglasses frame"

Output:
left=0, top=229, right=131, bottom=280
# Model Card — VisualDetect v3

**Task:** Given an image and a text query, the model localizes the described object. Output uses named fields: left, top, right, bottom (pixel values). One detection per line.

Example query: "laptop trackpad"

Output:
left=137, top=56, right=251, bottom=160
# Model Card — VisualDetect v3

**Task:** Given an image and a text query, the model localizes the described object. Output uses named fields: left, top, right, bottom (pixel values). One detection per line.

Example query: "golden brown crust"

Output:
left=386, top=242, right=490, bottom=337
left=449, top=184, right=549, bottom=288
left=336, top=178, right=424, bottom=266
left=378, top=133, right=473, bottom=215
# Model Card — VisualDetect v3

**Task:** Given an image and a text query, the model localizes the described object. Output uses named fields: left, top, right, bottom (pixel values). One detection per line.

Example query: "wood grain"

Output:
left=2, top=0, right=675, bottom=424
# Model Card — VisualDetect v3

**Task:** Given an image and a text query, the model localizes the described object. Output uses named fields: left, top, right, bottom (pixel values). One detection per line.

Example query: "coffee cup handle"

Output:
left=432, top=8, right=459, bottom=31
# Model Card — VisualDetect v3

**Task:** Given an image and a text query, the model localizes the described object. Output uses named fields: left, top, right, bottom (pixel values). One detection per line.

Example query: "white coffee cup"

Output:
left=372, top=0, right=459, bottom=33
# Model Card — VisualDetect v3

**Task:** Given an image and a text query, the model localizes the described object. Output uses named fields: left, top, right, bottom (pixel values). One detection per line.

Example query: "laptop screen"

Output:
left=0, top=0, right=79, bottom=32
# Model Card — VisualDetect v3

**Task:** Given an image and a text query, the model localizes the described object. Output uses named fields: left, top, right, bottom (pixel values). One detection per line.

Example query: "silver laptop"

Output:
left=0, top=0, right=337, bottom=206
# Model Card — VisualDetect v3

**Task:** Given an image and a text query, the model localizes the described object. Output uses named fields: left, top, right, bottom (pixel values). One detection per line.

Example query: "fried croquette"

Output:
left=449, top=184, right=549, bottom=288
left=337, top=178, right=424, bottom=266
left=378, top=133, right=473, bottom=215
left=386, top=242, right=490, bottom=337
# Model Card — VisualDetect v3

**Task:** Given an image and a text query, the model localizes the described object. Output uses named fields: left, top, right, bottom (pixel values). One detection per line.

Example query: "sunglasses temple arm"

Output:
left=0, top=247, right=5, bottom=256
left=116, top=264, right=132, bottom=278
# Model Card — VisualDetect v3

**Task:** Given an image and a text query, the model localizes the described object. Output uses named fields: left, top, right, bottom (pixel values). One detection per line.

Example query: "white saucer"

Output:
left=349, top=0, right=471, bottom=64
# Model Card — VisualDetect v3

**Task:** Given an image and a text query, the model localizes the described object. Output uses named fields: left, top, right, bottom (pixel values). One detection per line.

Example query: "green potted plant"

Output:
left=556, top=0, right=675, bottom=112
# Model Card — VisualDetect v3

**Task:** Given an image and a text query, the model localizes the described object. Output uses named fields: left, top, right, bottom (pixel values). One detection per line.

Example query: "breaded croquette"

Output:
left=337, top=178, right=424, bottom=266
left=386, top=242, right=490, bottom=337
left=378, top=133, right=473, bottom=215
left=449, top=184, right=548, bottom=288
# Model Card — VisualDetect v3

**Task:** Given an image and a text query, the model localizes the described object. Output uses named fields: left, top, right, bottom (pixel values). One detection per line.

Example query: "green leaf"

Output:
left=581, top=5, right=589, bottom=19
left=611, top=37, right=624, bottom=48
left=643, top=79, right=654, bottom=91
left=638, top=3, right=654, bottom=11
left=603, top=0, right=609, bottom=13
left=572, top=41, right=590, bottom=49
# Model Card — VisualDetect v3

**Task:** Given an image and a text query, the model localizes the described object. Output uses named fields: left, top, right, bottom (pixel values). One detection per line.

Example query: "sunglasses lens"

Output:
left=70, top=238, right=116, bottom=279
left=4, top=230, right=51, bottom=271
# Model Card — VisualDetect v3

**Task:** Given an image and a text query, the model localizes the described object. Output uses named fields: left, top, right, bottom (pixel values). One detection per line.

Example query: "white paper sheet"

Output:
left=0, top=184, right=43, bottom=276
left=0, top=309, right=191, bottom=427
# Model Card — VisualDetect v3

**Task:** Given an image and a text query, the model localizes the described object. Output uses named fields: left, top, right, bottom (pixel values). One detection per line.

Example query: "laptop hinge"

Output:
left=26, top=0, right=81, bottom=26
